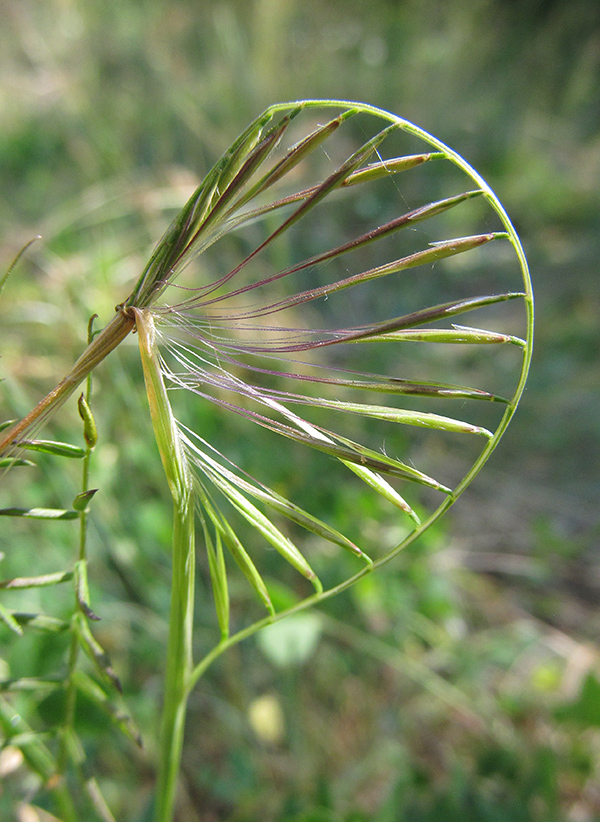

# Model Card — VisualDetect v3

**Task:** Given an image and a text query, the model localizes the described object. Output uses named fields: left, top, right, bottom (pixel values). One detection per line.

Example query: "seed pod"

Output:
left=78, top=393, right=98, bottom=449
left=72, top=489, right=98, bottom=512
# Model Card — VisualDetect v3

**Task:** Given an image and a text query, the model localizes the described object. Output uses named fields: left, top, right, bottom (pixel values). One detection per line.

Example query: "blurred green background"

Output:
left=0, top=1, right=598, bottom=820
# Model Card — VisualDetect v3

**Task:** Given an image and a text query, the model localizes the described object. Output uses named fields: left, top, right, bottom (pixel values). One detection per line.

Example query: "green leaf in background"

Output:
left=555, top=673, right=600, bottom=727
left=257, top=613, right=323, bottom=667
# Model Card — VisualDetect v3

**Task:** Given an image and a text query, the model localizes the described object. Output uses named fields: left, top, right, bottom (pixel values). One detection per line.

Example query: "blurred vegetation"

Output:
left=0, top=1, right=598, bottom=820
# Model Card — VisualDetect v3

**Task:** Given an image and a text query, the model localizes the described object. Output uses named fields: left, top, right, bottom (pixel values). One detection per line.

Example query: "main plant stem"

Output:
left=155, top=493, right=195, bottom=822
left=134, top=308, right=197, bottom=822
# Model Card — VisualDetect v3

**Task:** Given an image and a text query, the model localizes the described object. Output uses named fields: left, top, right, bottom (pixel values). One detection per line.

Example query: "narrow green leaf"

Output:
left=0, top=676, right=62, bottom=692
left=61, top=725, right=85, bottom=767
left=11, top=612, right=69, bottom=632
left=0, top=570, right=73, bottom=589
left=17, top=439, right=86, bottom=458
left=0, top=602, right=23, bottom=635
left=0, top=420, right=16, bottom=433
left=0, top=507, right=78, bottom=520
left=0, top=457, right=35, bottom=468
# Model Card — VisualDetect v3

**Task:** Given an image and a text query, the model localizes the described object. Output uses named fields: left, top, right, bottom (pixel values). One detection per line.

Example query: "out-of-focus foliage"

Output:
left=0, top=1, right=598, bottom=820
